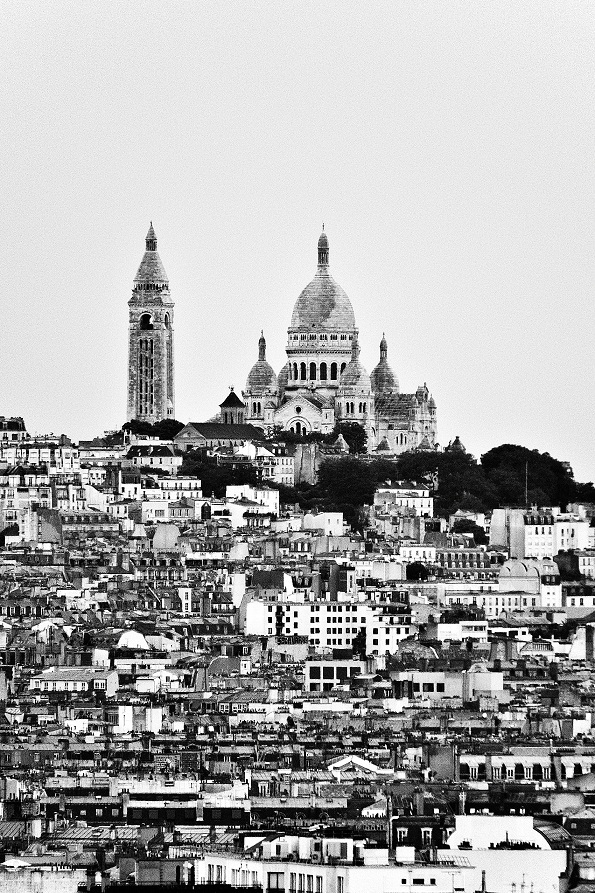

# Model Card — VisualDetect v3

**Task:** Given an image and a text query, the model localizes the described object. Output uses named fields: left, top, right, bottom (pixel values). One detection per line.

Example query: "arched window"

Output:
left=140, top=313, right=153, bottom=331
left=340, top=363, right=346, bottom=375
left=320, top=362, right=327, bottom=381
left=164, top=313, right=170, bottom=328
left=330, top=363, right=337, bottom=380
left=292, top=362, right=298, bottom=380
left=257, top=402, right=261, bottom=414
left=362, top=402, right=366, bottom=413
left=300, top=363, right=307, bottom=380
left=309, top=362, right=316, bottom=380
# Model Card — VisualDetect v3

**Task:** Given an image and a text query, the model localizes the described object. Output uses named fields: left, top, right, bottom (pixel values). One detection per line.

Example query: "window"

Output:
left=268, top=872, right=284, bottom=890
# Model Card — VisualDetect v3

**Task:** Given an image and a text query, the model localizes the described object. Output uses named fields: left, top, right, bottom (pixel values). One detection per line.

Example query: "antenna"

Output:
left=525, top=461, right=528, bottom=506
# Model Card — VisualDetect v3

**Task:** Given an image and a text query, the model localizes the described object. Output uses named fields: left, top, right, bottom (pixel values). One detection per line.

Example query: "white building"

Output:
left=29, top=668, right=118, bottom=697
left=399, top=544, right=437, bottom=564
left=441, top=815, right=568, bottom=893
left=303, top=511, right=345, bottom=537
left=226, top=484, right=280, bottom=516
left=181, top=834, right=474, bottom=893
left=240, top=590, right=413, bottom=654
left=578, top=550, right=595, bottom=579
left=374, top=481, right=434, bottom=517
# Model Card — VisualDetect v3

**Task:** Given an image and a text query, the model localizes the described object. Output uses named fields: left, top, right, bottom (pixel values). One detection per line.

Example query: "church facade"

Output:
left=243, top=230, right=437, bottom=453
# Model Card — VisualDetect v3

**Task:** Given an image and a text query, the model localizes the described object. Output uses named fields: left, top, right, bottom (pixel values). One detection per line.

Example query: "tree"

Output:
left=406, top=561, right=429, bottom=581
left=317, top=457, right=376, bottom=526
left=180, top=451, right=258, bottom=496
left=324, top=422, right=367, bottom=454
left=481, top=444, right=575, bottom=509
left=352, top=628, right=367, bottom=659
left=452, top=519, right=488, bottom=545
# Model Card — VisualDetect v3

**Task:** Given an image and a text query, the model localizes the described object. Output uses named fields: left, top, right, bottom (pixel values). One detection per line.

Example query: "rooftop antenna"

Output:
left=525, top=461, right=529, bottom=506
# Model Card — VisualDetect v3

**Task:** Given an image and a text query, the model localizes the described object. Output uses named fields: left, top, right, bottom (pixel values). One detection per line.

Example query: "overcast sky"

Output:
left=1, top=2, right=594, bottom=480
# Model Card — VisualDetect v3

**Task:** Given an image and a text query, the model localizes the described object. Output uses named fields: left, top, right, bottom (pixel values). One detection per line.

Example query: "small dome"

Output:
left=277, top=362, right=289, bottom=394
left=371, top=361, right=398, bottom=394
left=445, top=436, right=466, bottom=453
left=376, top=437, right=391, bottom=452
left=339, top=335, right=371, bottom=391
left=246, top=332, right=278, bottom=392
left=247, top=361, right=277, bottom=392
left=371, top=334, right=399, bottom=394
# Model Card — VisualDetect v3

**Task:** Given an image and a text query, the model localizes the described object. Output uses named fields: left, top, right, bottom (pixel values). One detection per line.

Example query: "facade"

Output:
left=243, top=231, right=437, bottom=452
left=490, top=507, right=591, bottom=558
left=126, top=224, right=175, bottom=423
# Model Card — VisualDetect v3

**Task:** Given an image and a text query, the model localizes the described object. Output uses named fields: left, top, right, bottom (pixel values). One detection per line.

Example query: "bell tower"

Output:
left=127, top=224, right=175, bottom=423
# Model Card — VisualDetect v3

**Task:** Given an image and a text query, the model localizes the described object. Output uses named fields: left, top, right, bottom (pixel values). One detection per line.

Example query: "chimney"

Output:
left=413, top=787, right=424, bottom=816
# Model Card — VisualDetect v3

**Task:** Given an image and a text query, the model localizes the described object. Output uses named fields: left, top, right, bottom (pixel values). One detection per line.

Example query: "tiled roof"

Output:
left=220, top=390, right=245, bottom=409
left=181, top=423, right=265, bottom=441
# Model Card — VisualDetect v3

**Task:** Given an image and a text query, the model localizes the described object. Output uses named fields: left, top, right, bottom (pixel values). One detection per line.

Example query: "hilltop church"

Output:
left=242, top=230, right=437, bottom=453
left=126, top=225, right=437, bottom=453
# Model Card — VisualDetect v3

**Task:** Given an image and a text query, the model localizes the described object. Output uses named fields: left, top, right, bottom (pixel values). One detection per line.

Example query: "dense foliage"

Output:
left=268, top=422, right=367, bottom=454
left=180, top=450, right=258, bottom=497
left=274, top=443, right=595, bottom=528
left=123, top=418, right=186, bottom=440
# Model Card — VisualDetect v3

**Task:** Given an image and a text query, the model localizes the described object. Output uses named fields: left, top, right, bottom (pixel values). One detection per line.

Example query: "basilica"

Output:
left=243, top=230, right=437, bottom=454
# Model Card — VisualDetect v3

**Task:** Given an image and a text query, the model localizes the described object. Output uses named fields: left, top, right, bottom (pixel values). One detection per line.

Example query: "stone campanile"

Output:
left=126, top=224, right=175, bottom=423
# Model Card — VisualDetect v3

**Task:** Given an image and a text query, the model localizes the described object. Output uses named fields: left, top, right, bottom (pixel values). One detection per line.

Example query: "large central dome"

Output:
left=290, top=231, right=356, bottom=331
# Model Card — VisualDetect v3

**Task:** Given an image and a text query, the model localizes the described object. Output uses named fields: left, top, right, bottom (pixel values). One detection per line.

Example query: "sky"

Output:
left=0, top=2, right=594, bottom=481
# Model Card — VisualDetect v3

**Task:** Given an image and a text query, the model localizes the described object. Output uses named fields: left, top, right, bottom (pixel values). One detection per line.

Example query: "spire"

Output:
left=145, top=222, right=157, bottom=252
left=380, top=333, right=388, bottom=360
left=258, top=330, right=266, bottom=362
left=134, top=222, right=168, bottom=284
left=317, top=229, right=329, bottom=267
